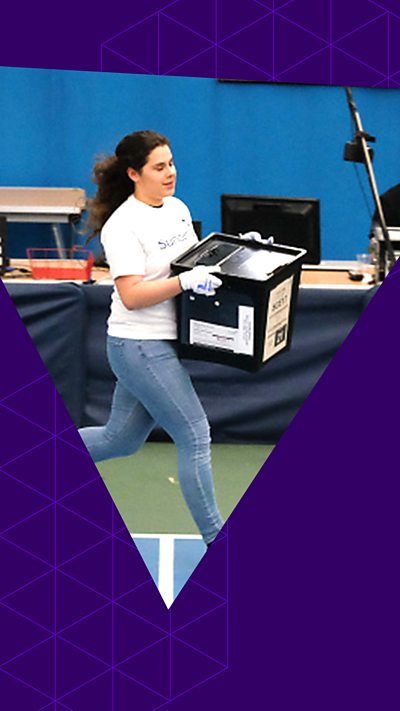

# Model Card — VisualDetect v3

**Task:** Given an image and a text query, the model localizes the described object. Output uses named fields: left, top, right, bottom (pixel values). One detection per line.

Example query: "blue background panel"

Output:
left=1, top=67, right=400, bottom=259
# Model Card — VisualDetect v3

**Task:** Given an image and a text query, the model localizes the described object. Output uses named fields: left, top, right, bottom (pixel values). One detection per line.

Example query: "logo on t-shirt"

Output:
left=158, top=225, right=191, bottom=250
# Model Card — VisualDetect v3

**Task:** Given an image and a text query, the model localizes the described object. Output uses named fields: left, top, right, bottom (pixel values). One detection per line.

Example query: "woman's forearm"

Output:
left=115, top=274, right=183, bottom=310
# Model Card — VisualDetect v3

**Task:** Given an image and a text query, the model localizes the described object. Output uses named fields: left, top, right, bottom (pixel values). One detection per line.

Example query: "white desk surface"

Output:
left=0, top=187, right=86, bottom=219
left=1, top=260, right=374, bottom=288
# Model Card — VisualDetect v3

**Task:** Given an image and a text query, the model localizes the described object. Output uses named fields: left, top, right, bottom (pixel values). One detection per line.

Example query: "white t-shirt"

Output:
left=101, top=194, right=198, bottom=339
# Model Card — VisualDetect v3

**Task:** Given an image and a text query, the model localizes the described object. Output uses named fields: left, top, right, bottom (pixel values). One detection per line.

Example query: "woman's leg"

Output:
left=107, top=338, right=224, bottom=545
left=79, top=379, right=155, bottom=462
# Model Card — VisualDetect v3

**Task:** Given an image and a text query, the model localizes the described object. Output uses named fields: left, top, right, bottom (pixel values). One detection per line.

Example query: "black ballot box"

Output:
left=171, top=232, right=307, bottom=371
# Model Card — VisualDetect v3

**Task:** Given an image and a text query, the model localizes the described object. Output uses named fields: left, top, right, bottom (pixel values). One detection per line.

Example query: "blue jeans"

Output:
left=79, top=337, right=224, bottom=545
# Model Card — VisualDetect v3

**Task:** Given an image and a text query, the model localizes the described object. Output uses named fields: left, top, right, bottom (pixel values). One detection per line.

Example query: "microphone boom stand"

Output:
left=344, top=87, right=395, bottom=275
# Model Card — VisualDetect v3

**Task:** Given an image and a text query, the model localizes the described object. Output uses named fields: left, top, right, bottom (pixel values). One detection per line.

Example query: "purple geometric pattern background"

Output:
left=100, top=0, right=400, bottom=86
left=1, top=0, right=400, bottom=708
left=0, top=281, right=227, bottom=708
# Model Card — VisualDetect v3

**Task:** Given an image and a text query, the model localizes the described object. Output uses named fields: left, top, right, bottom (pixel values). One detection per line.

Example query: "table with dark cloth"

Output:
left=4, top=280, right=376, bottom=443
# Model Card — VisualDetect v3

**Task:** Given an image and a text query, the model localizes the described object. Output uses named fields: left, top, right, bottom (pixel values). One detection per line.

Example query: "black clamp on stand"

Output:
left=343, top=86, right=395, bottom=281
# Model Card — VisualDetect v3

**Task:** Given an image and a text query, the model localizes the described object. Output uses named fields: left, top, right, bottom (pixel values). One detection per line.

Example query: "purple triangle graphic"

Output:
left=274, top=14, right=328, bottom=77
left=117, top=637, right=170, bottom=699
left=165, top=47, right=216, bottom=78
left=1, top=440, right=55, bottom=500
left=219, top=15, right=274, bottom=78
left=117, top=580, right=170, bottom=633
left=173, top=604, right=227, bottom=666
left=186, top=534, right=228, bottom=600
left=55, top=637, right=108, bottom=699
left=60, top=479, right=114, bottom=535
left=276, top=46, right=331, bottom=84
left=113, top=536, right=153, bottom=599
left=2, top=505, right=54, bottom=566
left=0, top=472, right=50, bottom=537
left=389, top=13, right=400, bottom=75
left=332, top=0, right=385, bottom=42
left=387, top=73, right=400, bottom=88
left=0, top=407, right=50, bottom=469
left=171, top=578, right=225, bottom=631
left=103, top=16, right=159, bottom=75
left=55, top=389, right=78, bottom=434
left=334, top=15, right=389, bottom=76
left=0, top=285, right=46, bottom=401
left=57, top=424, right=87, bottom=453
left=217, top=47, right=272, bottom=80
left=114, top=669, right=166, bottom=710
left=332, top=45, right=385, bottom=87
left=1, top=376, right=55, bottom=434
left=373, top=77, right=400, bottom=88
left=0, top=537, right=51, bottom=599
left=163, top=0, right=216, bottom=42
left=217, top=0, right=272, bottom=42
left=55, top=506, right=109, bottom=567
left=278, top=0, right=331, bottom=41
left=159, top=13, right=213, bottom=75
left=58, top=670, right=112, bottom=711
left=171, top=637, right=224, bottom=697
left=57, top=570, right=109, bottom=634
left=0, top=605, right=50, bottom=666
left=59, top=605, right=112, bottom=666
left=0, top=671, right=50, bottom=710
left=55, top=438, right=100, bottom=500
left=114, top=603, right=167, bottom=666
left=3, top=638, right=54, bottom=699
left=113, top=521, right=134, bottom=547
left=372, top=0, right=400, bottom=12
left=4, top=572, right=54, bottom=633
left=101, top=46, right=153, bottom=75
left=59, top=538, right=113, bottom=600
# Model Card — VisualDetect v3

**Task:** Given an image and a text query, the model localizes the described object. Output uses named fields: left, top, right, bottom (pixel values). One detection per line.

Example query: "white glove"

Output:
left=178, top=265, right=222, bottom=296
left=240, top=231, right=274, bottom=244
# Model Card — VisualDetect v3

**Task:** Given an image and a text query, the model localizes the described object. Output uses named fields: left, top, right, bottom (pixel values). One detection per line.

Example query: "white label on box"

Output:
left=236, top=306, right=254, bottom=355
left=190, top=320, right=237, bottom=351
left=189, top=306, right=254, bottom=356
left=263, top=276, right=293, bottom=362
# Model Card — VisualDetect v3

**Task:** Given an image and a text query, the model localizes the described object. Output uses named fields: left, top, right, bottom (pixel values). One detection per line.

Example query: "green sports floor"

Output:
left=97, top=443, right=274, bottom=535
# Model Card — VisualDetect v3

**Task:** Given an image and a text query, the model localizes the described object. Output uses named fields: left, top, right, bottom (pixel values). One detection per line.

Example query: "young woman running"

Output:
left=79, top=129, right=224, bottom=546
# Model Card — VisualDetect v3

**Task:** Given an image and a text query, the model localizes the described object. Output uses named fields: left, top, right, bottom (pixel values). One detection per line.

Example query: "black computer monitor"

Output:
left=221, top=194, right=321, bottom=264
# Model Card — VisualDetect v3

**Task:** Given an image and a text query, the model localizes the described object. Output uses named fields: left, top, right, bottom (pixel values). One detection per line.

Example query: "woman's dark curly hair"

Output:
left=86, top=129, right=170, bottom=238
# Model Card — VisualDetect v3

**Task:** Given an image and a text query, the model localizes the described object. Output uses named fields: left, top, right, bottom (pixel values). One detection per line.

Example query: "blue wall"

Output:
left=1, top=66, right=400, bottom=259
